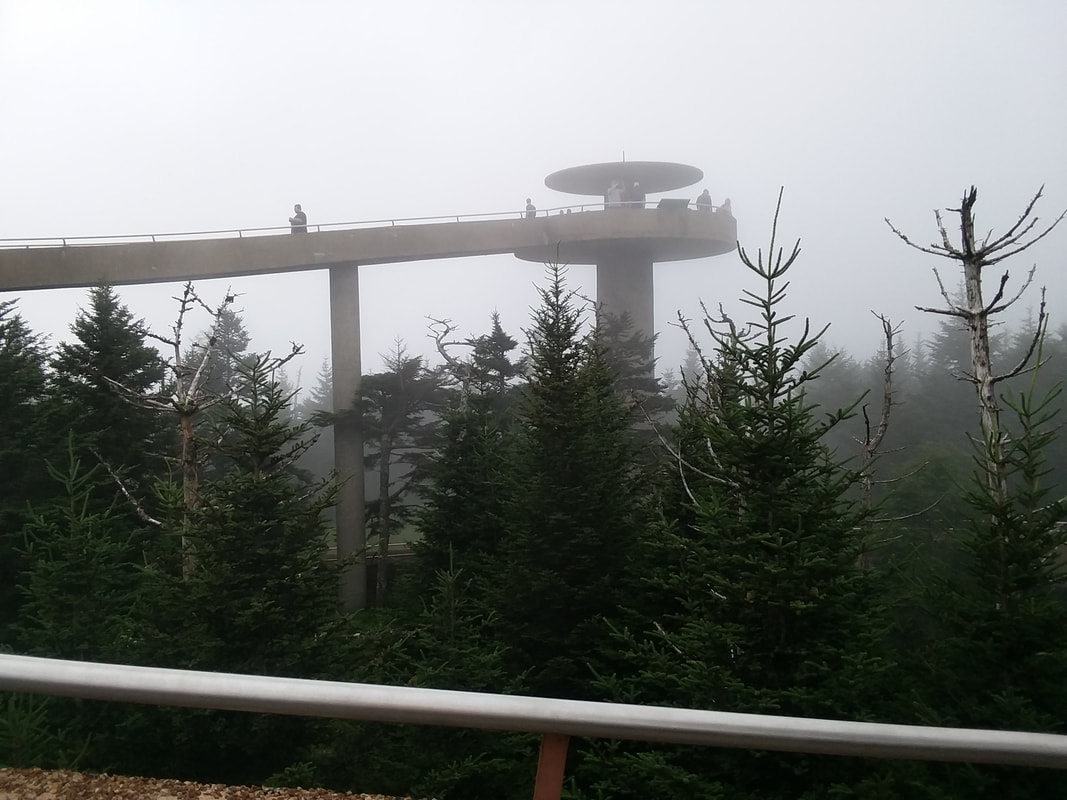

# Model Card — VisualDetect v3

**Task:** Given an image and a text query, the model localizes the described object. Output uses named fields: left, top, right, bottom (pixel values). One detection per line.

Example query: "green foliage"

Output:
left=171, top=352, right=341, bottom=677
left=355, top=342, right=447, bottom=605
left=414, top=314, right=524, bottom=590
left=583, top=201, right=891, bottom=798
left=487, top=265, right=647, bottom=700
left=302, top=561, right=533, bottom=800
left=110, top=352, right=343, bottom=785
left=0, top=300, right=55, bottom=642
left=907, top=373, right=1067, bottom=796
left=47, top=284, right=171, bottom=497
left=10, top=444, right=152, bottom=772
left=0, top=693, right=91, bottom=770
left=469, top=310, right=525, bottom=397
left=4, top=211, right=1067, bottom=797
left=16, top=446, right=149, bottom=662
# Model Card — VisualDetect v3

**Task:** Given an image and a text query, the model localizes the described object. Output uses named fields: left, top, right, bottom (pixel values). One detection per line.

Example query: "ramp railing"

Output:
left=0, top=202, right=728, bottom=249
left=2, top=653, right=1067, bottom=799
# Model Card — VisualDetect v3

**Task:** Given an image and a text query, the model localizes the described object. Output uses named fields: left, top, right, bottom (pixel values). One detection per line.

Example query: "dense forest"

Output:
left=2, top=194, right=1065, bottom=799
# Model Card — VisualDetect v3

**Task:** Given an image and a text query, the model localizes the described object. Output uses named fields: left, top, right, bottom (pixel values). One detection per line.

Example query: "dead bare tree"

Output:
left=426, top=316, right=474, bottom=394
left=855, top=313, right=903, bottom=511
left=886, top=186, right=1065, bottom=504
left=107, top=282, right=237, bottom=576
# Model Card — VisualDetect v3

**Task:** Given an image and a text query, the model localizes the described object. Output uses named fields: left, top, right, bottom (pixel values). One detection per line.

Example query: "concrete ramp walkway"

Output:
left=0, top=209, right=734, bottom=292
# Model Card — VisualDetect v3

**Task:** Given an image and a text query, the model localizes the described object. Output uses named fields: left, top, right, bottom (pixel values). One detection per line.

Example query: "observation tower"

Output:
left=515, top=160, right=736, bottom=345
left=0, top=157, right=737, bottom=612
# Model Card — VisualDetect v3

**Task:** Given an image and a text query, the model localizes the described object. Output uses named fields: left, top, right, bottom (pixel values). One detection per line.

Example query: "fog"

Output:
left=2, top=1, right=1065, bottom=380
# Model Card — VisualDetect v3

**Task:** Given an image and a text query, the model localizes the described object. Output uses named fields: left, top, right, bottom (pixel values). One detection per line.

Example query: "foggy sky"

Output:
left=2, top=1, right=1065, bottom=385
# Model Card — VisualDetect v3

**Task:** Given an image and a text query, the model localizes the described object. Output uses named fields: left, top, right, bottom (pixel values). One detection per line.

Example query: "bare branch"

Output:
left=91, top=449, right=163, bottom=528
left=981, top=271, right=1011, bottom=313
left=869, top=495, right=944, bottom=524
left=873, top=461, right=930, bottom=484
left=987, top=265, right=1036, bottom=314
left=930, top=267, right=957, bottom=310
left=993, top=289, right=1048, bottom=385
left=915, top=305, right=966, bottom=318
left=982, top=187, right=1066, bottom=261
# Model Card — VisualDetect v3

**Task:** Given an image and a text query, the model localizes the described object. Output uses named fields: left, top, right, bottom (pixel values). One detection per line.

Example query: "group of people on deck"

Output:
left=604, top=179, right=646, bottom=209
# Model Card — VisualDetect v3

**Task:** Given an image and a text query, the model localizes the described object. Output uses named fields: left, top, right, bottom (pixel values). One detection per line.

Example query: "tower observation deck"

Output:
left=517, top=160, right=736, bottom=344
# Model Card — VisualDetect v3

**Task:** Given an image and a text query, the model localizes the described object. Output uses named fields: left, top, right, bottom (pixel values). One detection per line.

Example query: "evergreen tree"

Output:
left=293, top=357, right=337, bottom=484
left=178, top=351, right=340, bottom=675
left=596, top=311, right=676, bottom=464
left=48, top=284, right=171, bottom=505
left=125, top=352, right=342, bottom=784
left=0, top=300, right=55, bottom=643
left=12, top=444, right=153, bottom=771
left=296, top=356, right=333, bottom=422
left=583, top=199, right=891, bottom=798
left=16, top=447, right=149, bottom=663
left=188, top=305, right=252, bottom=401
left=357, top=343, right=446, bottom=606
left=306, top=561, right=533, bottom=800
left=888, top=187, right=1067, bottom=796
left=469, top=311, right=525, bottom=398
left=415, top=314, right=523, bottom=587
left=489, top=265, right=646, bottom=700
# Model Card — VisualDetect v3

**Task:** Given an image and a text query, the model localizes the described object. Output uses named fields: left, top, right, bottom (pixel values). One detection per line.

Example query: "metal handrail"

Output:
left=0, top=202, right=725, bottom=250
left=2, top=653, right=1066, bottom=769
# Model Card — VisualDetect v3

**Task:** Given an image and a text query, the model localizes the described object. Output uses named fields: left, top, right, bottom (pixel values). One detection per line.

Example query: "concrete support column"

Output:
left=595, top=251, right=655, bottom=342
left=329, top=263, right=365, bottom=611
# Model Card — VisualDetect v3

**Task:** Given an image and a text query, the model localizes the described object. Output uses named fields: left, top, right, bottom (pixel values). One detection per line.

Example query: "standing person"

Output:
left=289, top=203, right=308, bottom=233
left=606, top=180, right=624, bottom=209
left=696, top=189, right=712, bottom=211
left=630, top=181, right=646, bottom=208
left=525, top=198, right=537, bottom=219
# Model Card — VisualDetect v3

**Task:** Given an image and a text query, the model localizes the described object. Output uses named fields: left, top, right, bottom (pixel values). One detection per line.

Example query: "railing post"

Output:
left=532, top=733, right=569, bottom=800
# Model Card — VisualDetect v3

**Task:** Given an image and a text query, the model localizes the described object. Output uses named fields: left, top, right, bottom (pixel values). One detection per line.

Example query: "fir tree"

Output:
left=584, top=197, right=891, bottom=799
left=294, top=357, right=336, bottom=483
left=415, top=314, right=523, bottom=588
left=12, top=444, right=152, bottom=771
left=16, top=446, right=149, bottom=663
left=0, top=300, right=55, bottom=642
left=469, top=311, right=525, bottom=398
left=179, top=351, right=340, bottom=675
left=489, top=264, right=646, bottom=700
left=48, top=284, right=171, bottom=506
left=125, top=352, right=342, bottom=785
left=357, top=343, right=446, bottom=606
left=907, top=334, right=1067, bottom=799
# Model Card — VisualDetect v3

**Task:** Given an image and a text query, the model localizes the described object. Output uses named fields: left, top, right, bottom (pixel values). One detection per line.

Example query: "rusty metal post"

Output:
left=532, top=733, right=570, bottom=800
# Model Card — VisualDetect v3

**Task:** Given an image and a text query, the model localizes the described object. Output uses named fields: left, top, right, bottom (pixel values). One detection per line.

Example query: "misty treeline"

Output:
left=1, top=188, right=1066, bottom=799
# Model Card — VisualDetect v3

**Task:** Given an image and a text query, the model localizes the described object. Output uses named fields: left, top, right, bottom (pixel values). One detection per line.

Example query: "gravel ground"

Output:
left=0, top=768, right=416, bottom=799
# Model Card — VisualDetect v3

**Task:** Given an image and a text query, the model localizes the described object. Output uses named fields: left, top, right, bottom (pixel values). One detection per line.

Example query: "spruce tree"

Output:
left=12, top=445, right=153, bottom=771
left=415, top=314, right=523, bottom=588
left=48, top=284, right=171, bottom=504
left=469, top=311, right=525, bottom=399
left=0, top=300, right=55, bottom=643
left=177, top=351, right=340, bottom=676
left=913, top=375, right=1067, bottom=798
left=126, top=352, right=342, bottom=784
left=583, top=199, right=891, bottom=799
left=356, top=343, right=446, bottom=605
left=292, top=357, right=336, bottom=483
left=489, top=265, right=646, bottom=700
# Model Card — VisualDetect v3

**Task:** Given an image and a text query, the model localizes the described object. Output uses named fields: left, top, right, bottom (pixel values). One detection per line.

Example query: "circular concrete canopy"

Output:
left=545, top=161, right=703, bottom=196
